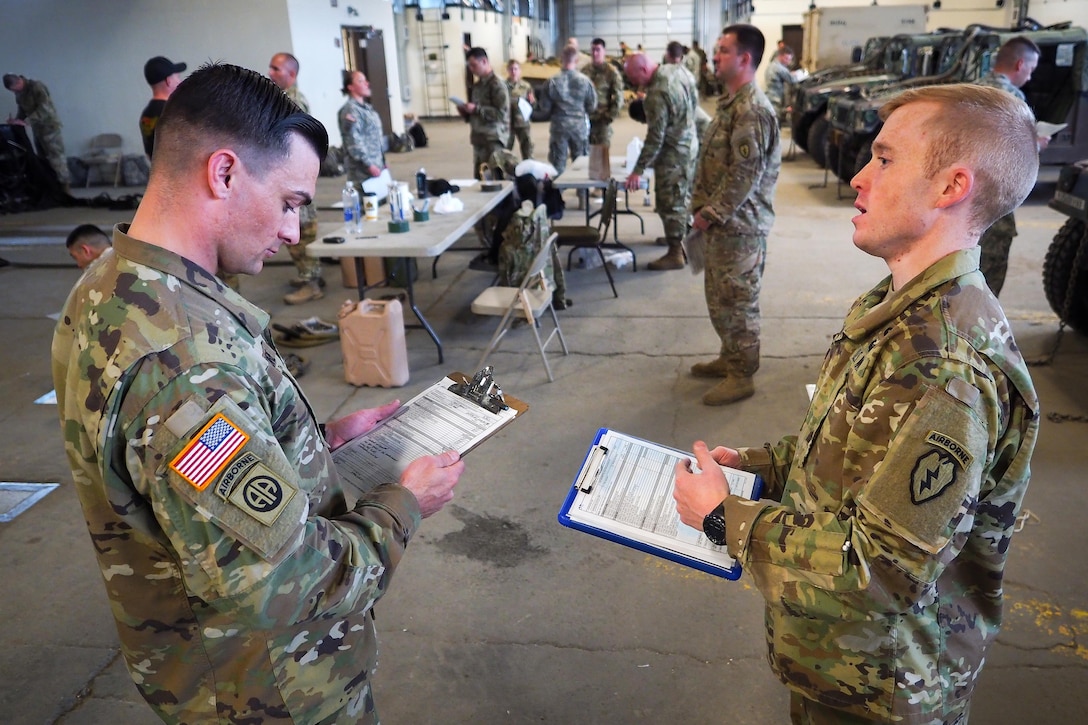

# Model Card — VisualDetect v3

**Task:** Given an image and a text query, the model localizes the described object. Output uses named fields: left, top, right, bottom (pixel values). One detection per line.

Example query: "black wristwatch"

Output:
left=702, top=502, right=728, bottom=546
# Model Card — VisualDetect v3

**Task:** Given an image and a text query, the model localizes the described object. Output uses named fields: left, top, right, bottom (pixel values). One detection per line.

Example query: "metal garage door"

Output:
left=570, top=0, right=697, bottom=60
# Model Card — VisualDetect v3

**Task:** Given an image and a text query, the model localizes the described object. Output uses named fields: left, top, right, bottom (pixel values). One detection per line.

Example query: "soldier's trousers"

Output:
left=547, top=125, right=588, bottom=176
left=704, top=233, right=765, bottom=377
left=653, top=148, right=696, bottom=242
left=287, top=206, right=321, bottom=280
left=979, top=211, right=1016, bottom=297
left=507, top=124, right=534, bottom=160
left=33, top=124, right=70, bottom=186
left=788, top=690, right=970, bottom=725
left=588, top=121, right=613, bottom=146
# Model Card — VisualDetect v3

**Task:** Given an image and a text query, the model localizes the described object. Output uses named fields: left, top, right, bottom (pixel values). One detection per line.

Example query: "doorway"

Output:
left=341, top=26, right=393, bottom=135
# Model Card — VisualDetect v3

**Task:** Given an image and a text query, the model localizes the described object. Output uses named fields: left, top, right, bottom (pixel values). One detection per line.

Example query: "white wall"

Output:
left=0, top=0, right=404, bottom=158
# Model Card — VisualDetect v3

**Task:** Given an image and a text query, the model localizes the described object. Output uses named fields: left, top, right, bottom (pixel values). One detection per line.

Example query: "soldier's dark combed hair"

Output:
left=591, top=38, right=606, bottom=49
left=154, top=62, right=328, bottom=176
left=666, top=41, right=685, bottom=61
left=466, top=47, right=489, bottom=63
left=65, top=223, right=110, bottom=249
left=723, top=24, right=767, bottom=68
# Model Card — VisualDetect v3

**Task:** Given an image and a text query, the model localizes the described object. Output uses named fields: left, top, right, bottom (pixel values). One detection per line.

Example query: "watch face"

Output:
left=703, top=506, right=728, bottom=546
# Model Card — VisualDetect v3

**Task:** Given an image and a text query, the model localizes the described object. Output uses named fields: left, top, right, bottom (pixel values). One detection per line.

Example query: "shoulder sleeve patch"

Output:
left=858, top=384, right=988, bottom=554
left=169, top=413, right=250, bottom=491
left=227, top=462, right=298, bottom=527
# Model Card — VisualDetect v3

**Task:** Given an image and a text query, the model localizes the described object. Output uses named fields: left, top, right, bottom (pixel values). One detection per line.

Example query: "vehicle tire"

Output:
left=827, top=135, right=840, bottom=178
left=808, top=117, right=829, bottom=168
left=853, top=145, right=873, bottom=179
left=838, top=146, right=857, bottom=184
left=792, top=111, right=814, bottom=152
left=1042, top=217, right=1088, bottom=333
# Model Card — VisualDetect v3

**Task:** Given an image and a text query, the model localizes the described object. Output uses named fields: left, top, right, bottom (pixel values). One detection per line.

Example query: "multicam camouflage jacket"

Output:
left=51, top=227, right=421, bottom=724
left=469, top=71, right=510, bottom=147
left=582, top=61, right=625, bottom=139
left=14, top=77, right=62, bottom=132
left=506, top=78, right=533, bottom=130
left=631, top=64, right=698, bottom=175
left=284, top=83, right=310, bottom=113
left=691, top=81, right=780, bottom=237
left=722, top=248, right=1039, bottom=722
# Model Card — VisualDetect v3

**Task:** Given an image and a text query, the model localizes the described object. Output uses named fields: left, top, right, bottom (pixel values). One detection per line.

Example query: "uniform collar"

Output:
left=842, top=247, right=980, bottom=342
left=112, top=224, right=270, bottom=338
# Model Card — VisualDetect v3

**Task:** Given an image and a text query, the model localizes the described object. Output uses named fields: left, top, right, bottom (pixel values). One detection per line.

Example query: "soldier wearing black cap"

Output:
left=139, top=55, right=187, bottom=158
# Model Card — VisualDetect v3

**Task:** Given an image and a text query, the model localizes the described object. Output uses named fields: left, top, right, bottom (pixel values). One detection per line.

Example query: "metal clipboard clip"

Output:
left=576, top=445, right=609, bottom=493
left=447, top=365, right=509, bottom=414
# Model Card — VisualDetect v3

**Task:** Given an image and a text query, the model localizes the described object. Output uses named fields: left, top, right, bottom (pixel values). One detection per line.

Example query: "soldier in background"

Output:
left=536, top=45, right=597, bottom=175
left=623, top=52, right=698, bottom=271
left=975, top=36, right=1045, bottom=297
left=64, top=223, right=111, bottom=270
left=3, top=73, right=70, bottom=192
left=687, top=25, right=780, bottom=406
left=764, top=45, right=795, bottom=125
left=139, top=56, right=187, bottom=159
left=457, top=47, right=510, bottom=179
left=269, top=52, right=323, bottom=304
left=505, top=59, right=535, bottom=160
left=52, top=63, right=463, bottom=724
left=673, top=83, right=1039, bottom=724
left=584, top=38, right=625, bottom=174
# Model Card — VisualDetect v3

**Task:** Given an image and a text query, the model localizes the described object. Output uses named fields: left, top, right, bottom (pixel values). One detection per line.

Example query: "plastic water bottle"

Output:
left=416, top=167, right=427, bottom=199
left=342, top=180, right=362, bottom=233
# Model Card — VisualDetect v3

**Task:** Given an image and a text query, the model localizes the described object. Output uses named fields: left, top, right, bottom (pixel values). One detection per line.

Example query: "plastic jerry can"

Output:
left=337, top=298, right=409, bottom=387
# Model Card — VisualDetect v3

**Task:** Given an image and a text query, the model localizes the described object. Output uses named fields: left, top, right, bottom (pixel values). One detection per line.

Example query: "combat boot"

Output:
left=690, top=356, right=731, bottom=378
left=647, top=241, right=685, bottom=271
left=702, top=376, right=755, bottom=406
left=289, top=276, right=327, bottom=289
left=284, top=280, right=324, bottom=305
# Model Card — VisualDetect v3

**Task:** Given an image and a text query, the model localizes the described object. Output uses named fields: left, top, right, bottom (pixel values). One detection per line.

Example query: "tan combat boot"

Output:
left=647, top=241, right=685, bottom=271
left=702, top=375, right=755, bottom=406
left=283, top=280, right=324, bottom=305
left=690, top=356, right=731, bottom=378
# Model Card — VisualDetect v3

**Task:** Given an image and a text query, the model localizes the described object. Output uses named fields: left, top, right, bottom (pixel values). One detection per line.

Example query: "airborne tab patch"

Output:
left=228, top=464, right=297, bottom=526
left=924, top=430, right=973, bottom=471
left=170, top=414, right=250, bottom=491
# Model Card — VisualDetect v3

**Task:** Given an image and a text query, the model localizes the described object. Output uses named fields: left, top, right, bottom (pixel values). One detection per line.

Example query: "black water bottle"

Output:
left=416, top=168, right=427, bottom=199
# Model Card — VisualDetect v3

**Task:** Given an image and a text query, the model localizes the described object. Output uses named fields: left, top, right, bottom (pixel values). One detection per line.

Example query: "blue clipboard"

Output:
left=557, top=428, right=763, bottom=580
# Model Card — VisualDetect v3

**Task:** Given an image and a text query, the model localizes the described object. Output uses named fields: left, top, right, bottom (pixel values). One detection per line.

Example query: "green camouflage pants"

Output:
left=33, top=123, right=69, bottom=186
left=653, top=147, right=696, bottom=242
left=506, top=124, right=534, bottom=160
left=703, top=233, right=765, bottom=376
left=588, top=120, right=613, bottom=146
left=788, top=690, right=969, bottom=724
left=979, top=211, right=1016, bottom=297
left=473, top=139, right=507, bottom=180
left=287, top=204, right=321, bottom=280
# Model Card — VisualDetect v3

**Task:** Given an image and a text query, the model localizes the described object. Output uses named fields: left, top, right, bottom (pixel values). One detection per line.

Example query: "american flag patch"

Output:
left=169, top=414, right=250, bottom=491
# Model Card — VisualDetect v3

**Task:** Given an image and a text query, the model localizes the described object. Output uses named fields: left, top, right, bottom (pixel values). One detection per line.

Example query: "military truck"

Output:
left=790, top=30, right=963, bottom=167
left=829, top=24, right=1088, bottom=184
left=1045, top=159, right=1088, bottom=333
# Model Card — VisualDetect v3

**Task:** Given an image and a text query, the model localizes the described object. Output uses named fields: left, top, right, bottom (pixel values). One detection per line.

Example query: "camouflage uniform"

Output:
left=633, top=64, right=699, bottom=249
left=339, top=96, right=385, bottom=188
left=691, top=81, right=780, bottom=377
left=720, top=247, right=1038, bottom=723
left=505, top=77, right=535, bottom=159
left=12, top=77, right=69, bottom=186
left=764, top=59, right=794, bottom=124
left=974, top=72, right=1027, bottom=298
left=583, top=61, right=625, bottom=146
left=468, top=71, right=510, bottom=179
left=498, top=201, right=566, bottom=303
left=284, top=85, right=320, bottom=282
left=536, top=68, right=597, bottom=174
left=52, top=227, right=421, bottom=724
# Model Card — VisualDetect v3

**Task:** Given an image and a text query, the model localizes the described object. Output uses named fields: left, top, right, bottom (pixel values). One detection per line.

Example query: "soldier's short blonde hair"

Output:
left=561, top=45, right=580, bottom=66
left=879, top=84, right=1038, bottom=232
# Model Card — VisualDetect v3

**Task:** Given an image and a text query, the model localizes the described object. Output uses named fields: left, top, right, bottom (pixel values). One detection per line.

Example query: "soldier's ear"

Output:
left=207, top=149, right=239, bottom=199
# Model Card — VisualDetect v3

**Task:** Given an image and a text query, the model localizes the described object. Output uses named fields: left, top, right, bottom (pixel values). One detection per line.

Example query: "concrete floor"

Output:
left=1, top=112, right=1086, bottom=724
